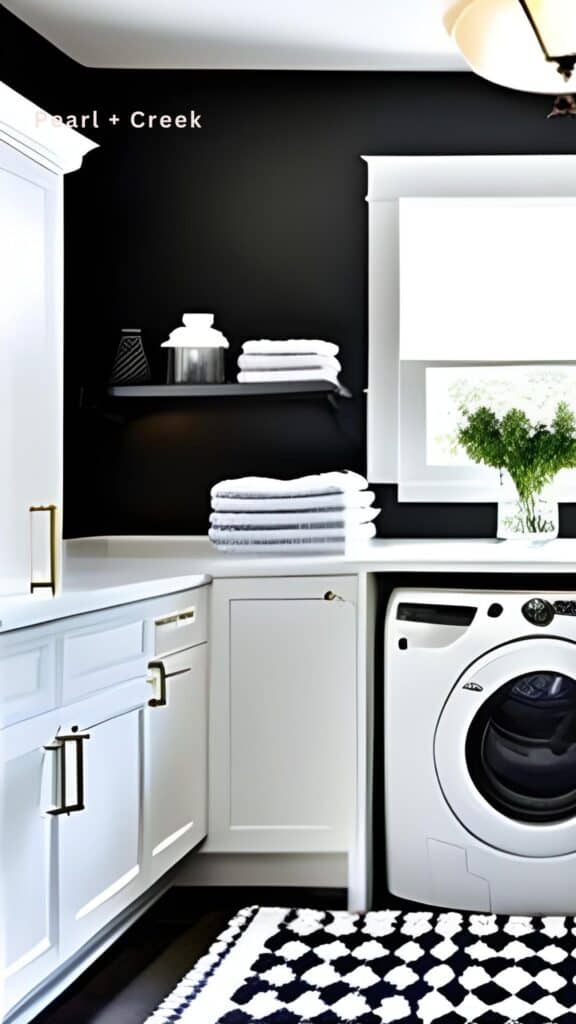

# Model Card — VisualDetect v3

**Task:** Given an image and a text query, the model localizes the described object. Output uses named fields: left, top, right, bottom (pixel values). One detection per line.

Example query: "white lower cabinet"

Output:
left=207, top=576, right=357, bottom=854
left=1, top=681, right=147, bottom=1013
left=145, top=642, right=208, bottom=883
left=2, top=710, right=61, bottom=1012
left=0, top=586, right=209, bottom=1023
left=56, top=684, right=146, bottom=961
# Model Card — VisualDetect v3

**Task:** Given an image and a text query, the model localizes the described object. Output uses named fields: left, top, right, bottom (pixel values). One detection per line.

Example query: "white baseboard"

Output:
left=174, top=851, right=348, bottom=888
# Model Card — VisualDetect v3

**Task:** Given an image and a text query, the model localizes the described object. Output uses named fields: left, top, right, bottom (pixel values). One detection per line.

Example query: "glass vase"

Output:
left=497, top=495, right=558, bottom=541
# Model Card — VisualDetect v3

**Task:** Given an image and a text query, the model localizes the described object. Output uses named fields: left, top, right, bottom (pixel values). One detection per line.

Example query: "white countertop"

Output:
left=64, top=535, right=576, bottom=578
left=3, top=534, right=576, bottom=633
left=0, top=573, right=209, bottom=633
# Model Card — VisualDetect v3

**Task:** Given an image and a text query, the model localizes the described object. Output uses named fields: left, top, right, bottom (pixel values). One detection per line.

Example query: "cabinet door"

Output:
left=1, top=710, right=61, bottom=1012
left=145, top=643, right=208, bottom=883
left=207, top=577, right=357, bottom=853
left=57, top=682, right=146, bottom=962
left=0, top=626, right=57, bottom=728
left=0, top=141, right=62, bottom=596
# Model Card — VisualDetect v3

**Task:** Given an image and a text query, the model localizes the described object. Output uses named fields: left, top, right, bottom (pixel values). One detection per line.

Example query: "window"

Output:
left=398, top=197, right=576, bottom=502
left=399, top=363, right=576, bottom=502
left=364, top=155, right=576, bottom=500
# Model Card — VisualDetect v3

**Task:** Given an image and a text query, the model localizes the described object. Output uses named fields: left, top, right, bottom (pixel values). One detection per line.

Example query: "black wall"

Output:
left=4, top=7, right=576, bottom=538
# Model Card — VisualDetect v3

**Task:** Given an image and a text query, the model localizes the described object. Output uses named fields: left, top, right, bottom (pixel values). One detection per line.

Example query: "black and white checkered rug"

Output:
left=144, top=906, right=576, bottom=1023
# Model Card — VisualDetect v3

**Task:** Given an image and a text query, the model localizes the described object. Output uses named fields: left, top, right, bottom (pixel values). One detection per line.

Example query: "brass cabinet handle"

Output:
left=155, top=607, right=196, bottom=627
left=147, top=660, right=189, bottom=708
left=44, top=731, right=90, bottom=815
left=324, top=590, right=343, bottom=601
left=30, top=504, right=58, bottom=596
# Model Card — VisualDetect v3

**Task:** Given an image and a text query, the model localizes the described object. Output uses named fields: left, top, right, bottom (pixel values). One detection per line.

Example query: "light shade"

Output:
left=444, top=0, right=576, bottom=94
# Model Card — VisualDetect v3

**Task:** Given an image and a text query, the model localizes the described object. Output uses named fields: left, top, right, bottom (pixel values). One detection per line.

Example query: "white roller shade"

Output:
left=399, top=197, right=576, bottom=362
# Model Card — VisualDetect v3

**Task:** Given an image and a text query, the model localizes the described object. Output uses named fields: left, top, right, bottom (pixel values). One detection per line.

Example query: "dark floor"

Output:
left=32, top=887, right=349, bottom=1024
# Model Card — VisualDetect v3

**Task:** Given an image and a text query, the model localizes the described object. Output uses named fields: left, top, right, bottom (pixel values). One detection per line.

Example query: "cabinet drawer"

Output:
left=62, top=620, right=146, bottom=703
left=0, top=635, right=57, bottom=728
left=154, top=589, right=207, bottom=655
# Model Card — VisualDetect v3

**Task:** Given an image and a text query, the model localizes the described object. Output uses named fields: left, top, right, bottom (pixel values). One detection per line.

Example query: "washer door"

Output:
left=435, top=638, right=576, bottom=857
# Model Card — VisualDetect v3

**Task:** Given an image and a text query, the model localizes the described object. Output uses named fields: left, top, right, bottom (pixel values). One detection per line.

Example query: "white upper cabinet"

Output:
left=0, top=147, right=63, bottom=596
left=0, top=84, right=96, bottom=596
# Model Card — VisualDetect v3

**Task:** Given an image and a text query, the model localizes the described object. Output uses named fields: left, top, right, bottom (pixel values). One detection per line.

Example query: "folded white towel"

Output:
left=211, top=539, right=347, bottom=554
left=209, top=523, right=376, bottom=544
left=211, top=536, right=344, bottom=552
left=209, top=508, right=380, bottom=528
left=209, top=522, right=376, bottom=551
left=238, top=369, right=339, bottom=385
left=243, top=339, right=339, bottom=357
left=211, top=471, right=368, bottom=500
left=211, top=491, right=376, bottom=512
left=237, top=354, right=341, bottom=372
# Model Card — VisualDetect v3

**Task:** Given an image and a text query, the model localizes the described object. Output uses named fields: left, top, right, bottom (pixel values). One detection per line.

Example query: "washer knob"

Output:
left=522, top=598, right=555, bottom=627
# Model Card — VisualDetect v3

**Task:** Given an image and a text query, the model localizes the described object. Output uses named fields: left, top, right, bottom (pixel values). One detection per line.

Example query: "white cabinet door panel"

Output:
left=1, top=711, right=61, bottom=1011
left=62, top=619, right=146, bottom=703
left=57, top=689, right=145, bottom=961
left=207, top=577, right=357, bottom=853
left=0, top=628, right=57, bottom=727
left=145, top=643, right=208, bottom=882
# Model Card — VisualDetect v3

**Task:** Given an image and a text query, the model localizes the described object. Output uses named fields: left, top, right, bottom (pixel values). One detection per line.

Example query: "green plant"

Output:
left=457, top=401, right=576, bottom=533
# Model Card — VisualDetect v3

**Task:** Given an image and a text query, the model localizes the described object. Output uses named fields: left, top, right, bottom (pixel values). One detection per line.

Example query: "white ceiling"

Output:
left=4, top=0, right=466, bottom=70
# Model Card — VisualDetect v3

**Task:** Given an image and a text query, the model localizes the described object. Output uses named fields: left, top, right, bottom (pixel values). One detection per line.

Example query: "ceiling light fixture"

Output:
left=444, top=0, right=576, bottom=94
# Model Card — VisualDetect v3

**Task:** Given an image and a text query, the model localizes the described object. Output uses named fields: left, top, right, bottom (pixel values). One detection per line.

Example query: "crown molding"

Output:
left=0, top=81, right=98, bottom=173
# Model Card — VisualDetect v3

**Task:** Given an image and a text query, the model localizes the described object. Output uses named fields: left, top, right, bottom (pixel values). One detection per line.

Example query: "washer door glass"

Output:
left=466, top=671, right=576, bottom=823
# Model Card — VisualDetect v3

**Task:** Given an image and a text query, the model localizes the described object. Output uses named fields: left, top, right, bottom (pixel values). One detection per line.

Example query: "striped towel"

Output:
left=208, top=523, right=377, bottom=545
left=209, top=508, right=380, bottom=528
left=211, top=491, right=376, bottom=512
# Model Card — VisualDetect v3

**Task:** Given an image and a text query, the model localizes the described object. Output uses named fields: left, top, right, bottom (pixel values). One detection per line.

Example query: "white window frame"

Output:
left=363, top=155, right=576, bottom=496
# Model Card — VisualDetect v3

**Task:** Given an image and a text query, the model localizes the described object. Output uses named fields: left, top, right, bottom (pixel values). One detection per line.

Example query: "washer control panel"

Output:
left=521, top=597, right=576, bottom=626
left=553, top=600, right=576, bottom=616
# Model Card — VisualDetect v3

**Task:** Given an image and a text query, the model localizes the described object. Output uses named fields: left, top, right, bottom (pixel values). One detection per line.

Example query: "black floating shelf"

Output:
left=107, top=381, right=352, bottom=399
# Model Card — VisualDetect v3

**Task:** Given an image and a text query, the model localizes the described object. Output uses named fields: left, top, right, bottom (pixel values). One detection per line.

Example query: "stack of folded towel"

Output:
left=237, top=339, right=341, bottom=386
left=208, top=471, right=380, bottom=554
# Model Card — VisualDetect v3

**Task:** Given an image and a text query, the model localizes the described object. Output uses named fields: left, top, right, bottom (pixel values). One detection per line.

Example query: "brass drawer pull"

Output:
left=324, top=590, right=343, bottom=602
left=44, top=731, right=90, bottom=815
left=155, top=614, right=178, bottom=627
left=155, top=607, right=196, bottom=628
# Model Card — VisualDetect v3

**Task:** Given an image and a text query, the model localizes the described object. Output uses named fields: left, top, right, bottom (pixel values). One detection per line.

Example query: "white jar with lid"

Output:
left=162, top=314, right=229, bottom=384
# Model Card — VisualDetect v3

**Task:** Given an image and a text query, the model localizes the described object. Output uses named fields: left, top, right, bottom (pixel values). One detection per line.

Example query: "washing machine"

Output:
left=385, top=588, right=576, bottom=914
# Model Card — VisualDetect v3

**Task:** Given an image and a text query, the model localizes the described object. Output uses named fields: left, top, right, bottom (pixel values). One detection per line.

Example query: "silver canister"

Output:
left=163, top=313, right=229, bottom=384
left=172, top=346, right=225, bottom=384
